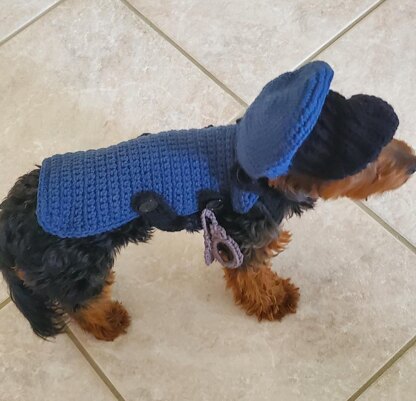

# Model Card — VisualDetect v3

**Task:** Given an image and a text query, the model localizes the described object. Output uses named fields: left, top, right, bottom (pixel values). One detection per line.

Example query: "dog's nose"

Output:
left=405, top=152, right=416, bottom=175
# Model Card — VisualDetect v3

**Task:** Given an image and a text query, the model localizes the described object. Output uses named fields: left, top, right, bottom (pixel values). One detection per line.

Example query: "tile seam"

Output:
left=65, top=327, right=127, bottom=401
left=120, top=0, right=387, bottom=107
left=0, top=0, right=68, bottom=48
left=355, top=201, right=416, bottom=254
left=346, top=335, right=416, bottom=401
left=293, top=0, right=387, bottom=69
left=0, top=300, right=126, bottom=400
left=119, top=0, right=248, bottom=107
left=0, top=297, right=11, bottom=311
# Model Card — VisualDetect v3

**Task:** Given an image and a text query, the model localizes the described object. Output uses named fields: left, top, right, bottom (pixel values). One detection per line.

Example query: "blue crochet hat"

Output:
left=236, top=61, right=334, bottom=179
left=291, top=90, right=400, bottom=179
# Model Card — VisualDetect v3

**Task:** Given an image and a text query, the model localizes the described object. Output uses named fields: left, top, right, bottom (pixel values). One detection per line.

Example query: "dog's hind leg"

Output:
left=71, top=271, right=131, bottom=341
left=223, top=230, right=299, bottom=321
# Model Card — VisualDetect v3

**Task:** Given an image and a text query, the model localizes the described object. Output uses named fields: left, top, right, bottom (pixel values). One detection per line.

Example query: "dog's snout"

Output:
left=388, top=139, right=416, bottom=176
left=407, top=153, right=416, bottom=175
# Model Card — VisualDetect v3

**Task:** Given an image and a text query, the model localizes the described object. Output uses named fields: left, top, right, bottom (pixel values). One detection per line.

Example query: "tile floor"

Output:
left=0, top=0, right=415, bottom=400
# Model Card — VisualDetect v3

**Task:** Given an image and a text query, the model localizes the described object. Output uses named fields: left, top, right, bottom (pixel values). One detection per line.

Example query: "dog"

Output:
left=0, top=62, right=415, bottom=341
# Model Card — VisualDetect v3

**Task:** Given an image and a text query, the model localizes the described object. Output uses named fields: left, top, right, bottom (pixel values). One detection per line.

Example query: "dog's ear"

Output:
left=235, top=61, right=333, bottom=180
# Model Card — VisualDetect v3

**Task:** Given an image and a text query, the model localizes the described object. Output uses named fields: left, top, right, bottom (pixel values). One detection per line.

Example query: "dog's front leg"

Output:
left=223, top=231, right=299, bottom=321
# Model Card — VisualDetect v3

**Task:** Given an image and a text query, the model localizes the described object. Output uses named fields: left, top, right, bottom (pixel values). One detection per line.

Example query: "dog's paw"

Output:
left=256, top=277, right=299, bottom=321
left=226, top=266, right=299, bottom=321
left=75, top=300, right=131, bottom=341
left=102, top=301, right=131, bottom=340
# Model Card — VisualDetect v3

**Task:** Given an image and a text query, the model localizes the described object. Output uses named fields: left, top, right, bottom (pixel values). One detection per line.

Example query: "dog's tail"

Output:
left=0, top=169, right=66, bottom=338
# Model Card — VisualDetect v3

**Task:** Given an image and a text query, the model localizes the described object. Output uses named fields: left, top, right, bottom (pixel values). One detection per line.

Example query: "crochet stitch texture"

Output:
left=38, top=126, right=237, bottom=238
left=37, top=61, right=333, bottom=238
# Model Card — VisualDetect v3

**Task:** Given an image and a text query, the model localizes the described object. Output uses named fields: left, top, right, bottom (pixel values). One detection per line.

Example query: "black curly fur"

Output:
left=0, top=167, right=312, bottom=338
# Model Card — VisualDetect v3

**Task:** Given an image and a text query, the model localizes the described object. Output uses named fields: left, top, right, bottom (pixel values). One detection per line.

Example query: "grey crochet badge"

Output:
left=201, top=209, right=243, bottom=269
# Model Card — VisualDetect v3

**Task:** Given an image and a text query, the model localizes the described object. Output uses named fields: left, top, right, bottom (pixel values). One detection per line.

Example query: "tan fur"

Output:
left=71, top=272, right=130, bottom=341
left=223, top=231, right=298, bottom=321
left=270, top=139, right=415, bottom=200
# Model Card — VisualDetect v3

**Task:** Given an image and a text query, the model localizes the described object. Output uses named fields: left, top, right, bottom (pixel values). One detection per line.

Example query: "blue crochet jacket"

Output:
left=37, top=61, right=333, bottom=238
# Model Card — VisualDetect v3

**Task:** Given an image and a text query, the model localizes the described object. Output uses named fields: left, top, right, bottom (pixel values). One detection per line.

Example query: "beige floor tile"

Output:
left=71, top=200, right=416, bottom=401
left=128, top=0, right=377, bottom=101
left=312, top=0, right=416, bottom=244
left=0, top=278, right=8, bottom=302
left=0, top=303, right=116, bottom=401
left=0, top=0, right=59, bottom=42
left=0, top=0, right=242, bottom=197
left=358, top=345, right=416, bottom=401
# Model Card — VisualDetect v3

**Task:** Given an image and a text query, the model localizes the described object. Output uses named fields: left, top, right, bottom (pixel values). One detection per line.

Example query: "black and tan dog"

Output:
left=0, top=64, right=415, bottom=341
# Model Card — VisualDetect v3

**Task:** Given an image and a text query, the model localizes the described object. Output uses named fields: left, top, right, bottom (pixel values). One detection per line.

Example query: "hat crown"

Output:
left=236, top=61, right=334, bottom=179
left=291, top=90, right=400, bottom=179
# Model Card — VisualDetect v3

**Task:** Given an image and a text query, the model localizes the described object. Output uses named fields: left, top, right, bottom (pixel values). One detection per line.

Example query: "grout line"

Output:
left=293, top=0, right=387, bottom=69
left=0, top=297, right=11, bottom=311
left=119, top=0, right=248, bottom=108
left=0, top=0, right=67, bottom=48
left=346, top=335, right=416, bottom=401
left=355, top=201, right=416, bottom=254
left=66, top=327, right=127, bottom=401
left=120, top=0, right=385, bottom=109
left=227, top=109, right=245, bottom=124
left=2, top=297, right=126, bottom=400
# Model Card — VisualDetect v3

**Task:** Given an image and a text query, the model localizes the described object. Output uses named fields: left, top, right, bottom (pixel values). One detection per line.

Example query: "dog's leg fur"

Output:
left=224, top=230, right=299, bottom=320
left=262, top=230, right=292, bottom=258
left=71, top=271, right=130, bottom=341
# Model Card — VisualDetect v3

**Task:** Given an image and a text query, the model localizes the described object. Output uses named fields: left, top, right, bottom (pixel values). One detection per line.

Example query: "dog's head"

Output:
left=266, top=89, right=415, bottom=201
left=270, top=139, right=415, bottom=201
